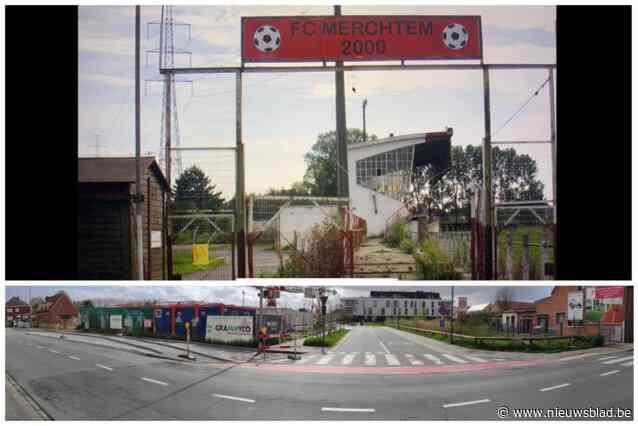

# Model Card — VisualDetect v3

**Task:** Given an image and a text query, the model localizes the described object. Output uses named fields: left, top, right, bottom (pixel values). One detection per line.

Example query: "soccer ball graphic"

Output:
left=253, top=26, right=281, bottom=53
left=442, top=23, right=469, bottom=50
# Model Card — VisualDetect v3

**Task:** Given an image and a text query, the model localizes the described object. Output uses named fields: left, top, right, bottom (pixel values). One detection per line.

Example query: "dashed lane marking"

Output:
left=540, top=383, right=571, bottom=392
left=559, top=354, right=592, bottom=361
left=141, top=377, right=169, bottom=386
left=620, top=361, right=633, bottom=367
left=443, top=399, right=491, bottom=408
left=442, top=354, right=468, bottom=364
left=68, top=356, right=81, bottom=361
left=600, top=370, right=620, bottom=377
left=597, top=355, right=619, bottom=362
left=96, top=364, right=114, bottom=371
left=49, top=350, right=61, bottom=354
left=212, top=393, right=255, bottom=403
left=322, top=407, right=375, bottom=413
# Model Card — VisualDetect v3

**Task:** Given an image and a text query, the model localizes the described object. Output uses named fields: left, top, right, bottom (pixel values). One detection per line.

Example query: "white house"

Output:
left=347, top=129, right=453, bottom=236
left=341, top=290, right=449, bottom=321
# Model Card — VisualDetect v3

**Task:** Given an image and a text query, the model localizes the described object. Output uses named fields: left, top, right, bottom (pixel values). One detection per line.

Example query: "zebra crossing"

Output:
left=597, top=354, right=633, bottom=367
left=268, top=351, right=504, bottom=367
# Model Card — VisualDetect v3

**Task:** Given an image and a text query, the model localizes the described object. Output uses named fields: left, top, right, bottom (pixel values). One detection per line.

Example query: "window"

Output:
left=368, top=308, right=373, bottom=316
left=404, top=308, right=408, bottom=316
left=381, top=308, right=385, bottom=316
left=7, top=308, right=12, bottom=313
left=394, top=300, right=398, bottom=307
left=373, top=300, right=378, bottom=308
left=413, top=308, right=417, bottom=316
left=422, top=301, right=426, bottom=309
left=404, top=301, right=408, bottom=308
left=386, top=301, right=390, bottom=308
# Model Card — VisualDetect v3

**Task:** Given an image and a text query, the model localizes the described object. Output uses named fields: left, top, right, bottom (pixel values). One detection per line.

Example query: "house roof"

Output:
left=467, top=303, right=490, bottom=313
left=78, top=157, right=170, bottom=191
left=6, top=296, right=28, bottom=307
left=491, top=301, right=536, bottom=314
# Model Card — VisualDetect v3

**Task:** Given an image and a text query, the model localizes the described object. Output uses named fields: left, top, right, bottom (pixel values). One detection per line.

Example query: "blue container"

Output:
left=154, top=307, right=172, bottom=337
left=174, top=306, right=196, bottom=338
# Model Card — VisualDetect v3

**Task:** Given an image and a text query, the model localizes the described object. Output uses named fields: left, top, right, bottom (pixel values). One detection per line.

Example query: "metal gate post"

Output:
left=548, top=67, right=557, bottom=278
left=235, top=70, right=247, bottom=278
left=481, top=65, right=494, bottom=280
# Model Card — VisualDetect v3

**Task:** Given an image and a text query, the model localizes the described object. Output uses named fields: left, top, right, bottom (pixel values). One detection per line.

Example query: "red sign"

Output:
left=595, top=286, right=625, bottom=300
left=242, top=15, right=482, bottom=63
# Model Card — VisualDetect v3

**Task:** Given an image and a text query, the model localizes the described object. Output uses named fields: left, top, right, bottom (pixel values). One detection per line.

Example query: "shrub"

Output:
left=304, top=329, right=349, bottom=347
left=400, top=238, right=415, bottom=254
left=590, top=335, right=605, bottom=347
left=414, top=239, right=462, bottom=280
left=384, top=220, right=408, bottom=248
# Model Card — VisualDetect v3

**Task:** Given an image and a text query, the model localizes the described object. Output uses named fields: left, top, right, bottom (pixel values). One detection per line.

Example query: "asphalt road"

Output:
left=6, top=327, right=633, bottom=420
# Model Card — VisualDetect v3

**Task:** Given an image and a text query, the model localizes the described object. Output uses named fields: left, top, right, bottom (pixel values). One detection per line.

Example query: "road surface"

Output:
left=6, top=326, right=633, bottom=420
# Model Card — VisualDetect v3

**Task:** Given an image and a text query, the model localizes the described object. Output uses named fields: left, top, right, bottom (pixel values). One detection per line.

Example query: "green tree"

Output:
left=303, top=128, right=377, bottom=196
left=173, top=166, right=225, bottom=211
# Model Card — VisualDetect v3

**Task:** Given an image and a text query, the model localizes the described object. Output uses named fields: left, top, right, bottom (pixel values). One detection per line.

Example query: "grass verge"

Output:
left=303, top=329, right=349, bottom=347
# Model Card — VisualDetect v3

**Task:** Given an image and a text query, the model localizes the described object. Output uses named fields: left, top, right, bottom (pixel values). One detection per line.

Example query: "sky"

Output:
left=6, top=285, right=553, bottom=310
left=78, top=4, right=556, bottom=199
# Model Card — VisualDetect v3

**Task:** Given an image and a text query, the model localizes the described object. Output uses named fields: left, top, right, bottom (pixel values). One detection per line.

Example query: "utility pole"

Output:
left=135, top=5, right=144, bottom=280
left=450, top=286, right=454, bottom=344
left=362, top=99, right=368, bottom=142
left=334, top=5, right=348, bottom=198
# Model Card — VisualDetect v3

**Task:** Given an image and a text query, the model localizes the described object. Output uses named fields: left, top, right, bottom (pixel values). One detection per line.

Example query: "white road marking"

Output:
left=95, top=364, right=114, bottom=371
left=317, top=354, right=335, bottom=365
left=621, top=361, right=633, bottom=367
left=141, top=377, right=169, bottom=386
left=384, top=354, right=400, bottom=366
left=36, top=346, right=46, bottom=349
left=379, top=341, right=391, bottom=354
left=493, top=358, right=506, bottom=362
left=559, top=354, right=591, bottom=361
left=341, top=353, right=356, bottom=365
left=443, top=399, right=491, bottom=408
left=322, top=407, right=375, bottom=413
left=364, top=353, right=376, bottom=366
left=405, top=354, right=424, bottom=365
left=540, top=383, right=571, bottom=392
left=68, top=356, right=81, bottom=361
left=596, top=355, right=619, bottom=362
left=423, top=354, right=444, bottom=365
left=602, top=356, right=633, bottom=365
left=600, top=370, right=620, bottom=377
left=49, top=350, right=61, bottom=354
left=464, top=355, right=487, bottom=363
left=443, top=354, right=468, bottom=364
left=212, top=393, right=255, bottom=403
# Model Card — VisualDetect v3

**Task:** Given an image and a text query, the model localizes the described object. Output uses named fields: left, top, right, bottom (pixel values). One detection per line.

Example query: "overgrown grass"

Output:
left=413, top=239, right=463, bottom=280
left=304, top=329, right=349, bottom=347
left=383, top=220, right=408, bottom=248
left=496, top=226, right=555, bottom=279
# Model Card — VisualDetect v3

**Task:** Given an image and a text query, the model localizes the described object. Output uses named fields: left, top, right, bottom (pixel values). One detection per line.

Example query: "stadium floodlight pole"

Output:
left=235, top=70, right=247, bottom=278
left=135, top=5, right=145, bottom=280
left=334, top=5, right=349, bottom=199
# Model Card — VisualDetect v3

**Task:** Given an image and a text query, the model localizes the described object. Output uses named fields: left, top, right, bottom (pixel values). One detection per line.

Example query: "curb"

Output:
left=66, top=332, right=164, bottom=355
left=132, top=337, right=249, bottom=364
left=6, top=371, right=53, bottom=420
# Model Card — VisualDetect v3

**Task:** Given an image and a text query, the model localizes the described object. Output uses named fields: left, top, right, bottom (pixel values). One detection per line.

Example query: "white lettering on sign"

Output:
left=205, top=316, right=254, bottom=342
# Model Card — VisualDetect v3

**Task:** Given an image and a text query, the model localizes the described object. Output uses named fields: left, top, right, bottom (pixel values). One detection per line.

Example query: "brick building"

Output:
left=79, top=157, right=170, bottom=280
left=33, top=292, right=79, bottom=330
left=6, top=296, right=31, bottom=324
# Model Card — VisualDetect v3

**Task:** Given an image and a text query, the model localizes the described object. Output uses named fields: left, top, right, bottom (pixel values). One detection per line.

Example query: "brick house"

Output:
left=79, top=157, right=170, bottom=280
left=489, top=301, right=536, bottom=333
left=33, top=292, right=79, bottom=330
left=6, top=296, right=31, bottom=323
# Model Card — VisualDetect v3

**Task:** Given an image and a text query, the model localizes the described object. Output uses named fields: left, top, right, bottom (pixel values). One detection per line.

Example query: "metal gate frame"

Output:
left=161, top=33, right=556, bottom=280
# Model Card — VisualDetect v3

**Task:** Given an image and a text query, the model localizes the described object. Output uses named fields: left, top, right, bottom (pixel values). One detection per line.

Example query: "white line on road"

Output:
left=559, top=354, right=592, bottom=361
left=212, top=393, right=255, bottom=403
left=540, top=383, right=571, bottom=392
left=423, top=354, right=444, bottom=365
left=596, top=355, right=619, bottom=362
left=36, top=346, right=46, bottom=349
left=379, top=341, right=391, bottom=354
left=341, top=353, right=356, bottom=365
left=49, top=350, right=61, bottom=354
left=95, top=364, right=114, bottom=371
left=384, top=354, right=401, bottom=366
left=621, top=361, right=633, bottom=367
left=443, top=354, right=468, bottom=364
left=317, top=354, right=335, bottom=365
left=464, top=355, right=487, bottom=363
left=443, top=399, right=491, bottom=408
left=405, top=354, right=424, bottom=365
left=602, top=356, right=633, bottom=365
left=141, top=377, right=169, bottom=386
left=322, top=407, right=375, bottom=413
left=600, top=370, right=620, bottom=377
left=364, top=353, right=376, bottom=366
left=68, top=356, right=81, bottom=361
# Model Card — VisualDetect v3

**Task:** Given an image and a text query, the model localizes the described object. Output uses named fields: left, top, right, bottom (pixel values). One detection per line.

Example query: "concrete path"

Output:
left=353, top=238, right=417, bottom=279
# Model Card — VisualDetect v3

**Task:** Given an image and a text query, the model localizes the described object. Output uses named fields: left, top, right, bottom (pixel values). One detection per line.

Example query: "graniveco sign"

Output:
left=205, top=316, right=254, bottom=342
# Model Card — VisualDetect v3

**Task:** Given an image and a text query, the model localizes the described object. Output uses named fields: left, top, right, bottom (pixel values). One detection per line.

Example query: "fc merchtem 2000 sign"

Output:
left=242, top=15, right=483, bottom=62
